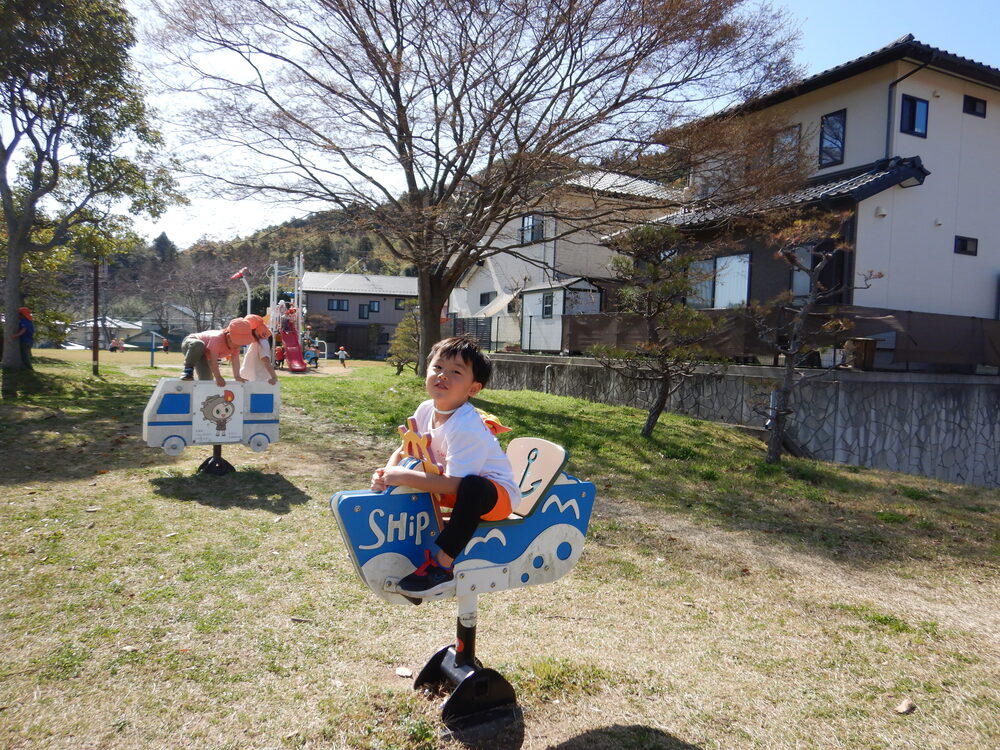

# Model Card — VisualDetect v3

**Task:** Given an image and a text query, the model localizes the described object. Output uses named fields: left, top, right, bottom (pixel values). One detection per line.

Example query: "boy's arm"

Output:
left=208, top=356, right=226, bottom=387
left=231, top=352, right=247, bottom=383
left=370, top=446, right=407, bottom=491
left=262, top=356, right=278, bottom=385
left=381, top=465, right=461, bottom=495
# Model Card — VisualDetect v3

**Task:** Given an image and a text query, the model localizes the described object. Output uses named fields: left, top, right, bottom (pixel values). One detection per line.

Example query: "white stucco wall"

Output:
left=850, top=68, right=1000, bottom=317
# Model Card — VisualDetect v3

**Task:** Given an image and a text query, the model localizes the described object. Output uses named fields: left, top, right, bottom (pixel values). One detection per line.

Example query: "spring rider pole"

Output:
left=414, top=593, right=518, bottom=731
left=197, top=444, right=235, bottom=475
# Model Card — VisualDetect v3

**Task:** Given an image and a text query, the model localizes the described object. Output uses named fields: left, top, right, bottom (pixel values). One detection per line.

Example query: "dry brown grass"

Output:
left=0, top=352, right=997, bottom=749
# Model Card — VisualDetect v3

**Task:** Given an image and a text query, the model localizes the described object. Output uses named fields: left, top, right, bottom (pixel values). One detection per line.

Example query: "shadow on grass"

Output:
left=478, top=397, right=1000, bottom=568
left=0, top=370, right=156, bottom=486
left=149, top=471, right=309, bottom=514
left=548, top=725, right=702, bottom=749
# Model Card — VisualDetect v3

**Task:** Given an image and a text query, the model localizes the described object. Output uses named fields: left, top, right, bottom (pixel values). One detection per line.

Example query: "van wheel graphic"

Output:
left=247, top=433, right=270, bottom=452
left=162, top=436, right=186, bottom=456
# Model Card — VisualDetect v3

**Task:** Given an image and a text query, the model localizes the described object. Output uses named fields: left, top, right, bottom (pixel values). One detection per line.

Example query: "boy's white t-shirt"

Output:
left=411, top=399, right=520, bottom=504
left=241, top=339, right=272, bottom=382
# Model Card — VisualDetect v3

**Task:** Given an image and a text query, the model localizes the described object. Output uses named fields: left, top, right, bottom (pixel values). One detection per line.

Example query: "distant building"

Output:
left=301, top=272, right=418, bottom=359
left=67, top=316, right=142, bottom=348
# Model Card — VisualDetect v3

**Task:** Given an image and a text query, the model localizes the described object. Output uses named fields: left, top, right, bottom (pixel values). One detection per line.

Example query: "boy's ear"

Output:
left=468, top=381, right=483, bottom=397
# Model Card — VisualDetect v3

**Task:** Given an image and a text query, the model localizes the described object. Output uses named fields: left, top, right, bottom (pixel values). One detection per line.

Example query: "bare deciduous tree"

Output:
left=743, top=210, right=882, bottom=463
left=152, top=0, right=798, bottom=368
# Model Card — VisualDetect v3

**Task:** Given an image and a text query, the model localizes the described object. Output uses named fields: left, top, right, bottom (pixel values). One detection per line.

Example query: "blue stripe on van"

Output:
left=149, top=420, right=193, bottom=426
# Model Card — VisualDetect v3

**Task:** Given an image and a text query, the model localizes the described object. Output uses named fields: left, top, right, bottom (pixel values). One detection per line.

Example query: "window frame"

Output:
left=368, top=300, right=380, bottom=313
left=394, top=298, right=406, bottom=310
left=479, top=291, right=497, bottom=307
left=520, top=214, right=545, bottom=243
left=963, top=95, right=987, bottom=118
left=688, top=253, right=751, bottom=309
left=954, top=236, right=979, bottom=256
left=541, top=292, right=554, bottom=319
left=358, top=303, right=369, bottom=319
left=900, top=94, right=929, bottom=137
left=327, top=299, right=349, bottom=312
left=818, top=109, right=847, bottom=168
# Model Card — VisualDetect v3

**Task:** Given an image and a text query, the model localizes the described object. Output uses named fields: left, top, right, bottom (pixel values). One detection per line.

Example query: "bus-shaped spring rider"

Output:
left=330, top=419, right=596, bottom=730
left=142, top=379, right=280, bottom=474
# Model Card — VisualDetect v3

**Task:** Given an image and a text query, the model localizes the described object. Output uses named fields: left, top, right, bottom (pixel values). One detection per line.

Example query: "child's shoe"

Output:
left=181, top=366, right=194, bottom=381
left=398, top=550, right=454, bottom=598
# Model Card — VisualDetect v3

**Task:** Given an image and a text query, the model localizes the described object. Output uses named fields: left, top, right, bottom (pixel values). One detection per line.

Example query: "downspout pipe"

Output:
left=885, top=58, right=934, bottom=158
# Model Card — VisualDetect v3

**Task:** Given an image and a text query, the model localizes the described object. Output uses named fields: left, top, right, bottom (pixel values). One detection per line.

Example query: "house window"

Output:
left=327, top=299, right=349, bottom=311
left=819, top=109, right=846, bottom=167
left=479, top=291, right=497, bottom=307
left=358, top=303, right=369, bottom=319
left=900, top=94, right=929, bottom=137
left=688, top=254, right=751, bottom=309
left=520, top=214, right=544, bottom=243
left=369, top=301, right=380, bottom=313
left=790, top=247, right=813, bottom=299
left=955, top=236, right=978, bottom=256
left=541, top=292, right=554, bottom=319
left=507, top=299, right=519, bottom=313
left=964, top=95, right=987, bottom=118
left=395, top=298, right=406, bottom=310
left=773, top=124, right=801, bottom=163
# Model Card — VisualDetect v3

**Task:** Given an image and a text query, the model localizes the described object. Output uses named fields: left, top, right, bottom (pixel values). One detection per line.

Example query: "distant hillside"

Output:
left=200, top=209, right=416, bottom=276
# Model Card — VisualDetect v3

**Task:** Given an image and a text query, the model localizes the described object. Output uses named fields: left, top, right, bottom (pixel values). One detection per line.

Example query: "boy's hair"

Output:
left=428, top=336, right=492, bottom=387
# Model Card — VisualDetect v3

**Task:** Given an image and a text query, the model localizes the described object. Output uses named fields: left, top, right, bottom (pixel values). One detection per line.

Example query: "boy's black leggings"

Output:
left=437, top=475, right=498, bottom=560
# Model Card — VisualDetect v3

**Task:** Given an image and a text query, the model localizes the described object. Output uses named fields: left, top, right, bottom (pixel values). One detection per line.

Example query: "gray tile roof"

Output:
left=738, top=35, right=1000, bottom=114
left=563, top=170, right=683, bottom=201
left=657, top=156, right=930, bottom=229
left=302, top=272, right=418, bottom=296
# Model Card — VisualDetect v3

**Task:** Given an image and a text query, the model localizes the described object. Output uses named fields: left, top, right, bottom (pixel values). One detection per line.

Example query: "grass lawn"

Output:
left=0, top=351, right=997, bottom=749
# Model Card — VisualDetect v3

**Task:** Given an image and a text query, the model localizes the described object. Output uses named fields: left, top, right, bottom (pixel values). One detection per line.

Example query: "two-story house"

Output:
left=301, top=272, right=418, bottom=359
left=662, top=34, right=1000, bottom=370
left=447, top=170, right=681, bottom=352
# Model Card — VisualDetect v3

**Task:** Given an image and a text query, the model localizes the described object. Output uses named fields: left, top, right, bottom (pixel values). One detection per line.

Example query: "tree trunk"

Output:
left=416, top=269, right=445, bottom=376
left=2, top=245, right=26, bottom=399
left=641, top=378, right=671, bottom=438
left=765, top=365, right=796, bottom=463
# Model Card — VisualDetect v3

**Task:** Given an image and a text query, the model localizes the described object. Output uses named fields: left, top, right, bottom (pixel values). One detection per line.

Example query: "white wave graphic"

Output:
left=464, top=527, right=507, bottom=552
left=541, top=495, right=580, bottom=519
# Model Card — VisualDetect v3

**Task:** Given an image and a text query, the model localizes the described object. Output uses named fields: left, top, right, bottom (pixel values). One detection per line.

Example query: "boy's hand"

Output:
left=370, top=467, right=387, bottom=492
left=215, top=375, right=226, bottom=387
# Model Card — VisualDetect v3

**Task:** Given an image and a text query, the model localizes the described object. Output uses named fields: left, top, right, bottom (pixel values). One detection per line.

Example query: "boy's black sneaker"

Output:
left=181, top=366, right=194, bottom=381
left=398, top=550, right=454, bottom=598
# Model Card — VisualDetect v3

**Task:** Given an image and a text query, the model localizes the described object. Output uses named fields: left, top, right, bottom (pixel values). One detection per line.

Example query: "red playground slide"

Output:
left=279, top=317, right=308, bottom=373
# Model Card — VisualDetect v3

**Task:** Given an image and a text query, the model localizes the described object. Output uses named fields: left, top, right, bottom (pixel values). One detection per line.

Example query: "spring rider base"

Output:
left=197, top=444, right=235, bottom=475
left=414, top=594, right=519, bottom=733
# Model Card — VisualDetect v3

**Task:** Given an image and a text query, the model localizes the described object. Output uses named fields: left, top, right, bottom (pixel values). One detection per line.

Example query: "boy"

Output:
left=180, top=318, right=254, bottom=386
left=370, top=337, right=519, bottom=597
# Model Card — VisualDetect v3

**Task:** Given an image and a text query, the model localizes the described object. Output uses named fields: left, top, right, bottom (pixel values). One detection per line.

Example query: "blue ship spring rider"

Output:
left=330, top=417, right=596, bottom=730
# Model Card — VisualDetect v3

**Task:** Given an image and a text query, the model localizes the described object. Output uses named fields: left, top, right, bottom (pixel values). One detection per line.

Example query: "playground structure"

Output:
left=330, top=429, right=596, bottom=731
left=142, top=379, right=280, bottom=474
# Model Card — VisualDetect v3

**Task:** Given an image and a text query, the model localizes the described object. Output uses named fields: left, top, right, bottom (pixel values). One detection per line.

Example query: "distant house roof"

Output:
left=302, top=272, right=418, bottom=296
left=562, top=170, right=682, bottom=202
left=656, top=156, right=930, bottom=230
left=521, top=276, right=598, bottom=294
left=70, top=317, right=142, bottom=330
left=738, top=35, right=1000, bottom=114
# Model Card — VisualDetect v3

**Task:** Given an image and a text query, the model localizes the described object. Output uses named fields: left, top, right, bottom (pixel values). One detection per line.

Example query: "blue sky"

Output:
left=789, top=0, right=997, bottom=75
left=139, top=0, right=997, bottom=249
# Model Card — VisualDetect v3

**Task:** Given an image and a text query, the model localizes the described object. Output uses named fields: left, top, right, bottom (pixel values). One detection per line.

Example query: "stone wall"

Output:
left=490, top=354, right=1000, bottom=487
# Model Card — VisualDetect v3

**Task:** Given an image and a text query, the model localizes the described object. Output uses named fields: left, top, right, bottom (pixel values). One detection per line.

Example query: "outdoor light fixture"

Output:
left=231, top=267, right=251, bottom=315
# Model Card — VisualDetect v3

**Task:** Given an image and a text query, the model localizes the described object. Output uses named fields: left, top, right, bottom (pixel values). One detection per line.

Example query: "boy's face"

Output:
left=425, top=353, right=482, bottom=411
